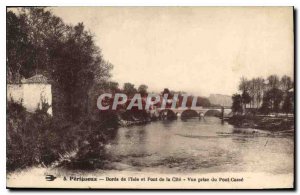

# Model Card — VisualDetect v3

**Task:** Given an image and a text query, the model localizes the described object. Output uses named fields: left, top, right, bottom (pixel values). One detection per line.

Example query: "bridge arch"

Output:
left=159, top=109, right=177, bottom=120
left=181, top=109, right=199, bottom=119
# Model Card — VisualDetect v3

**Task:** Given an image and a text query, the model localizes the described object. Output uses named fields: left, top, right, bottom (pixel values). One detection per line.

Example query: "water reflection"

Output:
left=105, top=117, right=294, bottom=174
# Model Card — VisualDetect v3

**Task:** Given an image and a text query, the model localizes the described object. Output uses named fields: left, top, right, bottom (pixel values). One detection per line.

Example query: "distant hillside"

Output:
left=208, top=94, right=232, bottom=107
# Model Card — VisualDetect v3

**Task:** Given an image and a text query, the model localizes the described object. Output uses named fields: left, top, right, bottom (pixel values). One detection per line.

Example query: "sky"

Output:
left=51, top=7, right=293, bottom=97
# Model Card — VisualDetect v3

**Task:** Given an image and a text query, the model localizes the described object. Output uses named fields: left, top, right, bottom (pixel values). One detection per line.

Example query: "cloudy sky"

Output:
left=52, top=7, right=293, bottom=96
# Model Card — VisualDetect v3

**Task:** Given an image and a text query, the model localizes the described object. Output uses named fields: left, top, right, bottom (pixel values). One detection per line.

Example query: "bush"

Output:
left=7, top=99, right=119, bottom=172
left=7, top=101, right=73, bottom=171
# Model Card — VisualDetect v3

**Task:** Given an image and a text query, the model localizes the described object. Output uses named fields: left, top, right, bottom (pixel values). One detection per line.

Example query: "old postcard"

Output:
left=6, top=6, right=294, bottom=189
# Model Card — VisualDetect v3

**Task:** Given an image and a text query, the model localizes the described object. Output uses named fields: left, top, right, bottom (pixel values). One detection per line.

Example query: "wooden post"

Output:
left=221, top=106, right=224, bottom=121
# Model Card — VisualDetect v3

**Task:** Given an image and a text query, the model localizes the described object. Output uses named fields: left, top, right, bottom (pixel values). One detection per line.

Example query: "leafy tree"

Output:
left=231, top=94, right=243, bottom=114
left=7, top=10, right=31, bottom=83
left=162, top=88, right=170, bottom=96
left=137, top=84, right=148, bottom=97
left=282, top=91, right=293, bottom=115
left=107, top=81, right=120, bottom=92
left=280, top=75, right=293, bottom=115
left=20, top=8, right=67, bottom=78
left=123, top=83, right=137, bottom=96
left=280, top=75, right=293, bottom=91
left=7, top=8, right=113, bottom=121
left=255, top=77, right=265, bottom=108
left=267, top=74, right=280, bottom=89
left=238, top=77, right=266, bottom=109
left=238, top=77, right=249, bottom=92
left=234, top=74, right=293, bottom=116
left=248, top=79, right=255, bottom=108
left=260, top=94, right=271, bottom=115
left=269, top=88, right=283, bottom=113
left=50, top=22, right=112, bottom=120
left=261, top=88, right=283, bottom=115
left=241, top=90, right=251, bottom=109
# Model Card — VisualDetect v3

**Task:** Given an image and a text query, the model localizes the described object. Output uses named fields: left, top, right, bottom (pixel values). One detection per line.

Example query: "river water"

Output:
left=7, top=117, right=294, bottom=188
left=104, top=117, right=294, bottom=175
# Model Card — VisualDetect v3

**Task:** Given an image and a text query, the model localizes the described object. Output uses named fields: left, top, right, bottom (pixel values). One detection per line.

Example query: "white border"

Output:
left=0, top=1, right=298, bottom=194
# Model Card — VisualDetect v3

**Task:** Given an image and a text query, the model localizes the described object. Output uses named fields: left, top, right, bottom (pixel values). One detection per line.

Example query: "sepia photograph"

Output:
left=6, top=6, right=294, bottom=189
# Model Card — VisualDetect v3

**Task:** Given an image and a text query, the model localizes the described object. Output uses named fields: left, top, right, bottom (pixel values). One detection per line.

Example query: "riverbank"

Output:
left=7, top=117, right=294, bottom=189
left=119, top=119, right=149, bottom=127
left=227, top=115, right=294, bottom=131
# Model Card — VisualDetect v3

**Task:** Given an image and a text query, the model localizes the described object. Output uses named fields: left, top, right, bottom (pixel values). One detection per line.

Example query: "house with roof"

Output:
left=7, top=74, right=52, bottom=115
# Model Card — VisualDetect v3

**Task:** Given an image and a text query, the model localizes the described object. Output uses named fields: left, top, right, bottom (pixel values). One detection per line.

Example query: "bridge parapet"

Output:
left=157, top=106, right=232, bottom=119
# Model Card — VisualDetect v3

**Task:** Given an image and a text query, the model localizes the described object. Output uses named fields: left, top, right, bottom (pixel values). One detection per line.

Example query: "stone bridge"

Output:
left=157, top=106, right=232, bottom=119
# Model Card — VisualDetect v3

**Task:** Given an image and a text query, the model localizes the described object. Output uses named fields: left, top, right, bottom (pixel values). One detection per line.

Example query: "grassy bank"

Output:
left=7, top=100, right=119, bottom=172
left=227, top=115, right=294, bottom=131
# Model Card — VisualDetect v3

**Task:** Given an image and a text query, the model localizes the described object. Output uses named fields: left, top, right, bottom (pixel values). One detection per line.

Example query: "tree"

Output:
left=270, top=88, right=283, bottom=114
left=123, top=83, right=137, bottom=96
left=51, top=22, right=112, bottom=120
left=241, top=90, right=251, bottom=110
left=137, top=84, right=148, bottom=97
left=234, top=74, right=292, bottom=116
left=260, top=94, right=271, bottom=115
left=108, top=81, right=120, bottom=92
left=267, top=75, right=280, bottom=89
left=7, top=8, right=113, bottom=121
left=162, top=88, right=170, bottom=96
left=262, top=88, right=283, bottom=115
left=20, top=8, right=67, bottom=78
left=255, top=77, right=265, bottom=108
left=280, top=75, right=293, bottom=92
left=248, top=79, right=256, bottom=108
left=7, top=11, right=29, bottom=83
left=282, top=91, right=293, bottom=115
left=232, top=94, right=243, bottom=114
left=280, top=75, right=293, bottom=116
left=238, top=77, right=253, bottom=110
left=238, top=77, right=249, bottom=92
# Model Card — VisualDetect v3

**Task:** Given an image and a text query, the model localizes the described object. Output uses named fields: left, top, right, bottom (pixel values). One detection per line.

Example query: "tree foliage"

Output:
left=282, top=91, right=293, bottom=114
left=231, top=94, right=243, bottom=114
left=7, top=8, right=113, bottom=121
left=123, top=83, right=137, bottom=97
left=234, top=74, right=293, bottom=115
left=137, top=84, right=148, bottom=97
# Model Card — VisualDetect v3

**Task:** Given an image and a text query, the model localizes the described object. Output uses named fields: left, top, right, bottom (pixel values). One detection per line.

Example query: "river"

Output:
left=7, top=117, right=294, bottom=188
left=104, top=117, right=294, bottom=175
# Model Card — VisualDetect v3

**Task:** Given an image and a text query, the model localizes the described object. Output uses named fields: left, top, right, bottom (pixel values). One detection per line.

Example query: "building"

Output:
left=7, top=74, right=52, bottom=115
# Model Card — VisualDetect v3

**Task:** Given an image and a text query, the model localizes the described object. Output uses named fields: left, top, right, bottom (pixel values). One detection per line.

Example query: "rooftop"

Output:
left=21, top=74, right=49, bottom=84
